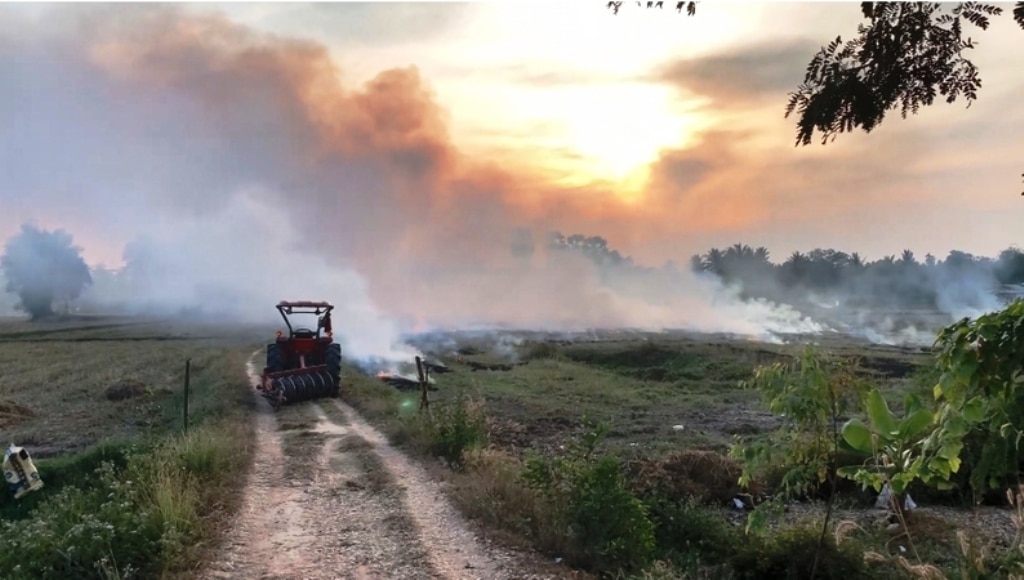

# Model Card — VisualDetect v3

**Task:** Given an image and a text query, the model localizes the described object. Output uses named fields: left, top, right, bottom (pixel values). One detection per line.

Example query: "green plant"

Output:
left=732, top=346, right=867, bottom=500
left=642, top=495, right=740, bottom=568
left=0, top=461, right=161, bottom=580
left=522, top=420, right=656, bottom=574
left=731, top=523, right=870, bottom=580
left=839, top=389, right=965, bottom=507
left=933, top=299, right=1024, bottom=497
left=421, top=397, right=488, bottom=468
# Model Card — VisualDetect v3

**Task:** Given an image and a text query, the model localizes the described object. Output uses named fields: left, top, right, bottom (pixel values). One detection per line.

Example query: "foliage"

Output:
left=606, top=1, right=698, bottom=16
left=839, top=388, right=967, bottom=504
left=731, top=523, right=871, bottom=580
left=0, top=223, right=93, bottom=320
left=732, top=346, right=867, bottom=500
left=0, top=423, right=241, bottom=580
left=419, top=397, right=489, bottom=468
left=785, top=2, right=1004, bottom=144
left=691, top=241, right=1023, bottom=310
left=783, top=1, right=1024, bottom=194
left=933, top=299, right=1024, bottom=496
left=641, top=495, right=740, bottom=568
left=615, top=1, right=1024, bottom=194
left=522, top=420, right=656, bottom=574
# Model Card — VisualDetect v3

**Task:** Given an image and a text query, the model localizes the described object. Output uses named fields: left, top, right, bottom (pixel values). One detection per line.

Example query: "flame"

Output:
left=408, top=314, right=428, bottom=334
left=376, top=370, right=390, bottom=378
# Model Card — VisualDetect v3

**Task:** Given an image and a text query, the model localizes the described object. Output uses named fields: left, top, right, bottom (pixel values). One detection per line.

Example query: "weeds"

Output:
left=415, top=397, right=488, bottom=468
left=0, top=321, right=255, bottom=579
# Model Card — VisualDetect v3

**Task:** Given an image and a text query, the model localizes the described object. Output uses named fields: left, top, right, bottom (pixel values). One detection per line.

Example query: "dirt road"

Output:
left=201, top=357, right=551, bottom=580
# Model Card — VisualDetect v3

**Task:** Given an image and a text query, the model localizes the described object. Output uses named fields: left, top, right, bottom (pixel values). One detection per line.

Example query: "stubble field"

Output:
left=2, top=314, right=1019, bottom=579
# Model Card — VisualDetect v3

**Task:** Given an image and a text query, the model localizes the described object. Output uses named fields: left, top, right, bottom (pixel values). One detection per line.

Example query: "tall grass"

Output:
left=0, top=340, right=256, bottom=579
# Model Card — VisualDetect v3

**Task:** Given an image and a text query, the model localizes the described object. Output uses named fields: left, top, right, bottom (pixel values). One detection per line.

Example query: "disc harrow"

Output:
left=261, top=367, right=338, bottom=407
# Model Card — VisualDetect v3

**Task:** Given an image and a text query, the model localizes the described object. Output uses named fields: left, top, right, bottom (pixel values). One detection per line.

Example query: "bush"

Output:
left=522, top=341, right=561, bottom=361
left=731, top=524, right=870, bottom=580
left=627, top=449, right=744, bottom=505
left=0, top=461, right=160, bottom=579
left=420, top=397, right=488, bottom=468
left=449, top=448, right=573, bottom=556
left=522, top=421, right=656, bottom=575
left=566, top=455, right=656, bottom=573
left=642, top=495, right=741, bottom=568
left=0, top=420, right=248, bottom=579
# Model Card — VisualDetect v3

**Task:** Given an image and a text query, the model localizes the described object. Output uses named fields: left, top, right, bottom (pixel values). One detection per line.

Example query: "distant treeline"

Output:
left=543, top=232, right=1024, bottom=310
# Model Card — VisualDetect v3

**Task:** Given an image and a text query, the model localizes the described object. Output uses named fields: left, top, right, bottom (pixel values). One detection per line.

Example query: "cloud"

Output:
left=652, top=39, right=821, bottom=105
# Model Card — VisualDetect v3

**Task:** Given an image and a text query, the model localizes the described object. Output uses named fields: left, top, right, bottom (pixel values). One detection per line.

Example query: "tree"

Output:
left=610, top=1, right=1024, bottom=193
left=0, top=223, right=93, bottom=320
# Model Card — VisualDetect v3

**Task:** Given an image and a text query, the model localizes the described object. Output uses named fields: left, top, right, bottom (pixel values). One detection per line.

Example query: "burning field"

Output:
left=363, top=325, right=932, bottom=452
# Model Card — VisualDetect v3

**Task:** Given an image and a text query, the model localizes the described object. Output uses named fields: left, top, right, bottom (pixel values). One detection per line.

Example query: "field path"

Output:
left=200, top=355, right=542, bottom=580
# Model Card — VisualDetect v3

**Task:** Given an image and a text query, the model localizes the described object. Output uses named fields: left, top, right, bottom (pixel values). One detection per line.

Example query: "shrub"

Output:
left=731, top=347, right=869, bottom=501
left=419, top=397, right=488, bottom=468
left=523, top=341, right=561, bottom=361
left=0, top=420, right=247, bottom=579
left=448, top=448, right=569, bottom=553
left=731, top=523, right=870, bottom=580
left=642, top=495, right=741, bottom=568
left=0, top=461, right=160, bottom=580
left=566, top=455, right=656, bottom=572
left=522, top=420, right=656, bottom=574
left=626, top=449, right=744, bottom=505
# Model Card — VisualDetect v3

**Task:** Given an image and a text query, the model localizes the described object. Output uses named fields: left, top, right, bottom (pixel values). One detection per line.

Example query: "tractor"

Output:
left=259, top=301, right=342, bottom=408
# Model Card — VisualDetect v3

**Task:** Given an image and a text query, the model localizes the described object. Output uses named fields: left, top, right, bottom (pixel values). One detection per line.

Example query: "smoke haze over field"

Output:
left=1, top=5, right=1021, bottom=358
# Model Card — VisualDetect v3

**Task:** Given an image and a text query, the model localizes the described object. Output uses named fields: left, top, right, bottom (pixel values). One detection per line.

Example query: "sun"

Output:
left=519, top=83, right=706, bottom=198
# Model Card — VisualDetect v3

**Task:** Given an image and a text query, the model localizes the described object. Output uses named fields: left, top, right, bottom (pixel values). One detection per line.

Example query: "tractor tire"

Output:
left=325, top=343, right=342, bottom=397
left=266, top=343, right=283, bottom=373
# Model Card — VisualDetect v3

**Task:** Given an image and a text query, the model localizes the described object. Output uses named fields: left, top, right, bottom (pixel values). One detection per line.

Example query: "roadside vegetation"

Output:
left=0, top=317, right=263, bottom=579
left=343, top=302, right=1024, bottom=579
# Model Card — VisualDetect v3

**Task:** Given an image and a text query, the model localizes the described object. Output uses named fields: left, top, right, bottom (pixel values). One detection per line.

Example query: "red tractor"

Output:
left=259, top=301, right=342, bottom=408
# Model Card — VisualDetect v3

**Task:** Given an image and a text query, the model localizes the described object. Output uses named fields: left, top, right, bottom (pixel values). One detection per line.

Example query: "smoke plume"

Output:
left=1, top=5, right=970, bottom=361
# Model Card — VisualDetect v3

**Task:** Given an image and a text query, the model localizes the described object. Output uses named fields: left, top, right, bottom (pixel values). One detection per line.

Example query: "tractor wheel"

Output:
left=326, top=343, right=342, bottom=397
left=266, top=344, right=283, bottom=373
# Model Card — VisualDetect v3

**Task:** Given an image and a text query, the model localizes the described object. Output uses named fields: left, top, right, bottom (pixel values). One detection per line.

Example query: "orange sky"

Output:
left=2, top=1, right=1023, bottom=270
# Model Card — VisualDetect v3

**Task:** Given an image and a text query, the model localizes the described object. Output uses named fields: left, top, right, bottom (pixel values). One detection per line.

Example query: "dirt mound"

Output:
left=105, top=379, right=148, bottom=401
left=627, top=449, right=744, bottom=504
left=0, top=400, right=35, bottom=428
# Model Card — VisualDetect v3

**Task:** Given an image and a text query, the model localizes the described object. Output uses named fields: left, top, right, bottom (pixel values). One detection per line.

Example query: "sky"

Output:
left=1, top=1, right=1022, bottom=337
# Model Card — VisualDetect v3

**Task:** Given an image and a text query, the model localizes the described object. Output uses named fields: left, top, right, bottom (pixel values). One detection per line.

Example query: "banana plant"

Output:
left=838, top=388, right=968, bottom=514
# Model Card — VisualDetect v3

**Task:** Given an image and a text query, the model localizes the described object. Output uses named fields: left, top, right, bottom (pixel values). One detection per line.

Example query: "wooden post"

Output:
left=183, top=358, right=191, bottom=432
left=415, top=356, right=429, bottom=414
left=422, top=367, right=431, bottom=414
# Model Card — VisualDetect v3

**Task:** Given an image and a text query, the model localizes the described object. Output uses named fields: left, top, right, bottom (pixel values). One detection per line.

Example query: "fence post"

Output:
left=415, top=356, right=429, bottom=413
left=183, top=358, right=191, bottom=432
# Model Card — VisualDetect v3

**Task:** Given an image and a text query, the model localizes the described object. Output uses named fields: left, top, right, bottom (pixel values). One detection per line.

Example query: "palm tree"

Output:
left=754, top=246, right=770, bottom=264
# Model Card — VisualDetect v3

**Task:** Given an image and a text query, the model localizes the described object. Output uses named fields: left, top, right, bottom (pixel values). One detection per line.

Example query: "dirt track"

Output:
left=200, top=356, right=548, bottom=580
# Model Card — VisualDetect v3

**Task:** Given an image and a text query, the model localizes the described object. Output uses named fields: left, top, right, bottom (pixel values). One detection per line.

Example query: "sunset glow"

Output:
left=2, top=1, right=1023, bottom=268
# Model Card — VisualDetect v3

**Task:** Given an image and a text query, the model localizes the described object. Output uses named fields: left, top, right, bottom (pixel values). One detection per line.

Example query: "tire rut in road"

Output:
left=201, top=357, right=438, bottom=579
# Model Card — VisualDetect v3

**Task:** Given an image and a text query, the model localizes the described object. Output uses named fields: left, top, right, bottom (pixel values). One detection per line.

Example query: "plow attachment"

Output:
left=260, top=365, right=339, bottom=408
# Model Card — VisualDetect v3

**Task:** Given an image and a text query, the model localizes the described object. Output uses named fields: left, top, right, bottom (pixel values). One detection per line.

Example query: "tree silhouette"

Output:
left=0, top=224, right=93, bottom=320
left=610, top=1, right=1024, bottom=193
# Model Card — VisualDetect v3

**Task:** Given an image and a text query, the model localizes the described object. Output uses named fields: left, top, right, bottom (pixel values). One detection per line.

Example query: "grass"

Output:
left=344, top=328, right=1015, bottom=579
left=0, top=314, right=265, bottom=579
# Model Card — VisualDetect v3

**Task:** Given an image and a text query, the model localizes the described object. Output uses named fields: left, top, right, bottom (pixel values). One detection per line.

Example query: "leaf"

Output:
left=837, top=464, right=864, bottom=478
left=898, top=408, right=934, bottom=439
left=865, top=389, right=899, bottom=437
left=904, top=393, right=924, bottom=414
left=962, top=396, right=986, bottom=423
left=841, top=419, right=875, bottom=454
